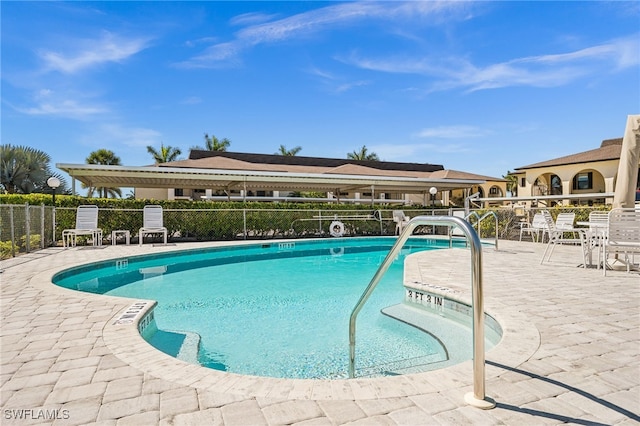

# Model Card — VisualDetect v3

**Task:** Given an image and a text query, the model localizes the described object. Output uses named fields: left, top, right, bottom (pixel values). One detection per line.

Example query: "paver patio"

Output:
left=1, top=239, right=638, bottom=425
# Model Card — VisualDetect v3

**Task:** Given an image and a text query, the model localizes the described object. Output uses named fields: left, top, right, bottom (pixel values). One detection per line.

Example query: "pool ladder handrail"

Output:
left=348, top=215, right=495, bottom=409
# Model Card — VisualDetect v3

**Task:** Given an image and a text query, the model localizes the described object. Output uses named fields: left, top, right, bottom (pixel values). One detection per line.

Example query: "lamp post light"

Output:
left=47, top=177, right=61, bottom=205
left=429, top=186, right=437, bottom=208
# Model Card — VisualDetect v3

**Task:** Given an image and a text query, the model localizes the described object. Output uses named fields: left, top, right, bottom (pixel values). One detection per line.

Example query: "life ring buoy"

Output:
left=329, top=220, right=345, bottom=237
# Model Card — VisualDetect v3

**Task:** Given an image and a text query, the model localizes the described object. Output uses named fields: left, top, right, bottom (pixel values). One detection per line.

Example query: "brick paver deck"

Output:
left=1, top=239, right=638, bottom=425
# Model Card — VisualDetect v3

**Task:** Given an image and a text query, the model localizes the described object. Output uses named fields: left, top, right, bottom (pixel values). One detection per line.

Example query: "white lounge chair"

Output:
left=62, top=205, right=102, bottom=248
left=392, top=210, right=410, bottom=235
left=603, top=208, right=640, bottom=276
left=139, top=205, right=168, bottom=245
left=540, top=210, right=590, bottom=268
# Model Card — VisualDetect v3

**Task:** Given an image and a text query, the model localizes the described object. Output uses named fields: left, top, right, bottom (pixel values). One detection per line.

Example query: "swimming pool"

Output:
left=53, top=237, right=499, bottom=379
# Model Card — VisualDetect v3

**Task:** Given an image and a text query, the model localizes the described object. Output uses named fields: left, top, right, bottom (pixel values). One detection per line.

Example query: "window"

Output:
left=550, top=175, right=562, bottom=195
left=520, top=178, right=526, bottom=187
left=174, top=188, right=184, bottom=197
left=489, top=186, right=501, bottom=196
left=572, top=172, right=593, bottom=190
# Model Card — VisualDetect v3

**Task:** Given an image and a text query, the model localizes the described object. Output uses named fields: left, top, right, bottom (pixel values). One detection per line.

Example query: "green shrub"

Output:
left=0, top=240, right=13, bottom=259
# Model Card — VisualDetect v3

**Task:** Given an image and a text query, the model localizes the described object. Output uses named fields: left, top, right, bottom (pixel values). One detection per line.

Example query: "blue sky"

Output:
left=2, top=1, right=639, bottom=183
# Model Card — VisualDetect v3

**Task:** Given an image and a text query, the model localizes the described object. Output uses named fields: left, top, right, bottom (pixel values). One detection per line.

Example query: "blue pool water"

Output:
left=54, top=237, right=477, bottom=379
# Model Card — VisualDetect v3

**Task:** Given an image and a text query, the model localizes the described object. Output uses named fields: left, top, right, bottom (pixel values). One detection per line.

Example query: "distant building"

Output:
left=134, top=150, right=507, bottom=206
left=59, top=150, right=507, bottom=207
left=512, top=138, right=640, bottom=207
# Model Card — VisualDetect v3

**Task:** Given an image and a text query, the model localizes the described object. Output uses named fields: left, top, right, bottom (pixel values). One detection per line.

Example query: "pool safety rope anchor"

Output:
left=329, top=220, right=345, bottom=237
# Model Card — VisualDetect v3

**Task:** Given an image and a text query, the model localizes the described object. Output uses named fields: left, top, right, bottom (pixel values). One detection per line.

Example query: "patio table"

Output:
left=576, top=221, right=608, bottom=268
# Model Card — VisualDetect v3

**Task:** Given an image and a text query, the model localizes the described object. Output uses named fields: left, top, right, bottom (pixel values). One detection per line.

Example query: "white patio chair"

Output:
left=603, top=208, right=640, bottom=276
left=586, top=211, right=609, bottom=268
left=540, top=210, right=590, bottom=268
left=519, top=212, right=548, bottom=242
left=62, top=205, right=102, bottom=248
left=139, top=205, right=168, bottom=245
left=555, top=212, right=577, bottom=240
left=392, top=210, right=410, bottom=235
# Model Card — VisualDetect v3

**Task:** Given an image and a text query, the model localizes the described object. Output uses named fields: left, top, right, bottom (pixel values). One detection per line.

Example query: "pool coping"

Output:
left=27, top=239, right=540, bottom=401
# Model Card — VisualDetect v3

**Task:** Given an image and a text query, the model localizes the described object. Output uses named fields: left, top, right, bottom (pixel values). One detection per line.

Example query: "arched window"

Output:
left=550, top=175, right=562, bottom=195
left=572, top=172, right=593, bottom=190
left=489, top=186, right=503, bottom=197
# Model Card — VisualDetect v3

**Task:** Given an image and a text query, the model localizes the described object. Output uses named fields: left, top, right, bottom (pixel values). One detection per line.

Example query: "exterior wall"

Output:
left=135, top=187, right=170, bottom=200
left=449, top=181, right=508, bottom=207
left=514, top=158, right=626, bottom=207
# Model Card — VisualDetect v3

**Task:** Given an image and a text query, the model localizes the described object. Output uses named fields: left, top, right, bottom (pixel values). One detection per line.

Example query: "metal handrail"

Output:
left=348, top=215, right=492, bottom=407
left=475, top=211, right=499, bottom=250
left=465, top=211, right=480, bottom=223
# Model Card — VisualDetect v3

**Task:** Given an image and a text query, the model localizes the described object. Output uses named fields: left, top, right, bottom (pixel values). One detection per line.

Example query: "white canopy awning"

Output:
left=57, top=163, right=486, bottom=195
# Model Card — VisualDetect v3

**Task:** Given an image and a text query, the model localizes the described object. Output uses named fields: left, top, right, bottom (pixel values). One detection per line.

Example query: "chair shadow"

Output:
left=487, top=360, right=640, bottom=424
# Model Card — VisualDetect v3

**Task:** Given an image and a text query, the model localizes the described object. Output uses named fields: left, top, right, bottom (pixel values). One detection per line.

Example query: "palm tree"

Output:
left=203, top=133, right=231, bottom=151
left=276, top=145, right=302, bottom=156
left=146, top=143, right=182, bottom=164
left=85, top=149, right=122, bottom=198
left=503, top=171, right=518, bottom=196
left=190, top=133, right=231, bottom=152
left=347, top=145, right=379, bottom=161
left=0, top=144, right=67, bottom=194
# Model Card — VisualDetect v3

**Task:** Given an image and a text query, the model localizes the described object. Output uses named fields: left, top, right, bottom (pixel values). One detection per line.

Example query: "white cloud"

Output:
left=40, top=31, right=150, bottom=74
left=18, top=101, right=106, bottom=118
left=344, top=34, right=640, bottom=92
left=14, top=89, right=107, bottom=119
left=371, top=142, right=471, bottom=162
left=230, top=12, right=279, bottom=27
left=98, top=124, right=163, bottom=148
left=335, top=80, right=370, bottom=93
left=180, top=96, right=203, bottom=105
left=178, top=1, right=470, bottom=68
left=413, top=125, right=491, bottom=139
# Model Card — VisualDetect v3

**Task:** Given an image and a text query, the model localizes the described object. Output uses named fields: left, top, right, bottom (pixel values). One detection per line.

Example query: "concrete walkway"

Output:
left=1, top=239, right=638, bottom=425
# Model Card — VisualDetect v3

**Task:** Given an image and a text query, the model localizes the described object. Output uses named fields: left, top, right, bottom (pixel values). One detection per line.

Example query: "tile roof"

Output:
left=430, top=169, right=507, bottom=182
left=184, top=150, right=444, bottom=172
left=161, top=150, right=505, bottom=181
left=515, top=138, right=622, bottom=170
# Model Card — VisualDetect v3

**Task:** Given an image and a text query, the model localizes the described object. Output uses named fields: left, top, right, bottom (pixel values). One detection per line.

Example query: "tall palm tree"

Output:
left=276, top=145, right=302, bottom=156
left=190, top=133, right=231, bottom=152
left=85, top=149, right=122, bottom=198
left=203, top=133, right=231, bottom=151
left=347, top=145, right=379, bottom=161
left=146, top=143, right=182, bottom=164
left=0, top=144, right=67, bottom=194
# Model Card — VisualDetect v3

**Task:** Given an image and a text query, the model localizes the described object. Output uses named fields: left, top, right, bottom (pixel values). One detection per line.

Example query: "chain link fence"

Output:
left=1, top=204, right=609, bottom=259
left=0, top=204, right=55, bottom=258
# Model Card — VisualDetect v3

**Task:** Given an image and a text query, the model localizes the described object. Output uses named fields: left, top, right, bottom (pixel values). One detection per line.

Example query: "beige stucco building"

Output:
left=511, top=138, right=640, bottom=207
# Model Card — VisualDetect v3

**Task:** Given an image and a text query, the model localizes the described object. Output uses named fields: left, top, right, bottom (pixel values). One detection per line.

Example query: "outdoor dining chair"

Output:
left=540, top=210, right=590, bottom=268
left=519, top=212, right=548, bottom=242
left=603, top=208, right=640, bottom=276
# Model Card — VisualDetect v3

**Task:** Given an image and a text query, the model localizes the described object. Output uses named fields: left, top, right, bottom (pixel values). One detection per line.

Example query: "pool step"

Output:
left=380, top=303, right=475, bottom=371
